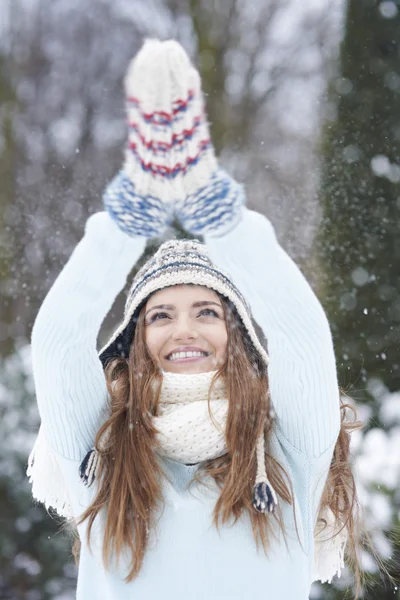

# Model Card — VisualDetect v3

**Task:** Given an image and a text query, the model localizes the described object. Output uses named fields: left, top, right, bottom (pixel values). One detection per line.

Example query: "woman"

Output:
left=28, top=39, right=366, bottom=599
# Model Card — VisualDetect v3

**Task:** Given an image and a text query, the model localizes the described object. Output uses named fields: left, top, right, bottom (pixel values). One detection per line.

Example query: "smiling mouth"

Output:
left=166, top=351, right=210, bottom=362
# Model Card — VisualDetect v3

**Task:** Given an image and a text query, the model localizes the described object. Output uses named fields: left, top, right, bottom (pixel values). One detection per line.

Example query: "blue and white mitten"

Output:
left=103, top=39, right=177, bottom=238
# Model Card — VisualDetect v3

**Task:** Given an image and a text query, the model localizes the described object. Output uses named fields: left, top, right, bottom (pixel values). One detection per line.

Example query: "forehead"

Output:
left=146, top=285, right=220, bottom=307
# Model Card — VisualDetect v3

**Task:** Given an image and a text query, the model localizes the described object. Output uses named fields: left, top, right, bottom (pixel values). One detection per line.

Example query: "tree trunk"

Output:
left=316, top=0, right=400, bottom=597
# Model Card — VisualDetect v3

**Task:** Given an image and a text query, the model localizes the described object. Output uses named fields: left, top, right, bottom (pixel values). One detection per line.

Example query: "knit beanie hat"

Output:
left=103, top=38, right=245, bottom=239
left=95, top=238, right=278, bottom=515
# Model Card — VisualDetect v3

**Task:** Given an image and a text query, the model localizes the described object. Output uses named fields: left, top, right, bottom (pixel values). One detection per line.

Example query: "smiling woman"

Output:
left=144, top=285, right=228, bottom=373
left=27, top=38, right=367, bottom=600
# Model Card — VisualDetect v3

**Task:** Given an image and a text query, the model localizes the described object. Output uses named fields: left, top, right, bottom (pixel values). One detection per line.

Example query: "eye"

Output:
left=148, top=312, right=170, bottom=323
left=198, top=308, right=219, bottom=318
left=147, top=308, right=220, bottom=324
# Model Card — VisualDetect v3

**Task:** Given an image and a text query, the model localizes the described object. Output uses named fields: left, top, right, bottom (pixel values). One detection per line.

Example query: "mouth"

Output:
left=166, top=351, right=210, bottom=363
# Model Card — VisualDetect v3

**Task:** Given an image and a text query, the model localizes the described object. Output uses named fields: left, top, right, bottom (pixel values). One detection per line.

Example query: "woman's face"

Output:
left=144, top=285, right=228, bottom=374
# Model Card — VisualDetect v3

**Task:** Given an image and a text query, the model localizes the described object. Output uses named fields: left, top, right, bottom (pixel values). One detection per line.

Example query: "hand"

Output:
left=103, top=38, right=245, bottom=240
left=103, top=169, right=174, bottom=239
left=174, top=167, right=246, bottom=238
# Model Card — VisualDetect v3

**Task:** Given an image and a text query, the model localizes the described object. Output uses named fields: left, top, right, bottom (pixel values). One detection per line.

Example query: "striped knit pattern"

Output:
left=103, top=38, right=245, bottom=239
left=175, top=168, right=246, bottom=237
left=128, top=239, right=251, bottom=310
left=103, top=170, right=174, bottom=238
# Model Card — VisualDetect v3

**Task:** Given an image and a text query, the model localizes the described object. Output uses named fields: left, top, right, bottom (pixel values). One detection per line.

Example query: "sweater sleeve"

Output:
left=31, top=212, right=146, bottom=462
left=204, top=208, right=341, bottom=458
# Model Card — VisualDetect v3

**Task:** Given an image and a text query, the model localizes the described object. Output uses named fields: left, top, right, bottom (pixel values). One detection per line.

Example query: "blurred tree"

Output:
left=0, top=347, right=77, bottom=600
left=316, top=0, right=400, bottom=597
left=0, top=51, right=16, bottom=357
left=317, top=0, right=400, bottom=397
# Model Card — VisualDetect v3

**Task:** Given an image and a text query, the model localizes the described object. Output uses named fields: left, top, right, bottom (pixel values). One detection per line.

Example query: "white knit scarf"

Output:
left=151, top=369, right=273, bottom=503
left=152, top=369, right=228, bottom=464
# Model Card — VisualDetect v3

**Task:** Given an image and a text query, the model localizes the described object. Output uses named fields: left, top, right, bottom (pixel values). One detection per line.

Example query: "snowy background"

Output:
left=0, top=0, right=399, bottom=598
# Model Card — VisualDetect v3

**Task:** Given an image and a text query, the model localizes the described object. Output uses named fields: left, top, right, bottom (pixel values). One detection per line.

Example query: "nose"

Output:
left=171, top=314, right=199, bottom=341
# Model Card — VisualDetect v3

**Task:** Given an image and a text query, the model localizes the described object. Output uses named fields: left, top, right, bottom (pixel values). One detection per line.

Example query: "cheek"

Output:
left=221, top=333, right=228, bottom=355
left=145, top=328, right=166, bottom=357
left=211, top=325, right=228, bottom=354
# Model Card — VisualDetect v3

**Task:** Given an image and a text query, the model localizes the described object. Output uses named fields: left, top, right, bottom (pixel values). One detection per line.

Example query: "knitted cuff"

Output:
left=175, top=168, right=246, bottom=238
left=103, top=170, right=174, bottom=239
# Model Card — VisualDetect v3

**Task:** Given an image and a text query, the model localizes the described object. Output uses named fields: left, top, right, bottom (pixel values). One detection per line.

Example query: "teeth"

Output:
left=168, top=351, right=208, bottom=361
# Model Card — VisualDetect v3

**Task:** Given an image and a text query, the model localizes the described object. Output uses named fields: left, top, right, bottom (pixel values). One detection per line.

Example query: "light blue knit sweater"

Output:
left=30, top=208, right=341, bottom=599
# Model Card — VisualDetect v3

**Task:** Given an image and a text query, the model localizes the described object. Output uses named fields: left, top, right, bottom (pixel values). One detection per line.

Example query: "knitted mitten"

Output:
left=166, top=40, right=246, bottom=238
left=102, top=39, right=176, bottom=238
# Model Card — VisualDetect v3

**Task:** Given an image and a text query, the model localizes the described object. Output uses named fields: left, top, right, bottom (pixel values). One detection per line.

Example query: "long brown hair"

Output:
left=72, top=290, right=390, bottom=597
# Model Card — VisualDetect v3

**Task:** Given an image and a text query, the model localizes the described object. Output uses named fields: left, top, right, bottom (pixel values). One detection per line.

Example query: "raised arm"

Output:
left=31, top=212, right=146, bottom=461
left=204, top=208, right=341, bottom=458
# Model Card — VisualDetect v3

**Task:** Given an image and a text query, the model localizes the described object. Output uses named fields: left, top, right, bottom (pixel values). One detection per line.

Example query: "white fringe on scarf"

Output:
left=27, top=425, right=73, bottom=519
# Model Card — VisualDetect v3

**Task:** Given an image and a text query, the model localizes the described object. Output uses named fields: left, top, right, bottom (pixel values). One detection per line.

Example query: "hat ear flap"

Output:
left=99, top=314, right=139, bottom=368
left=99, top=329, right=128, bottom=368
left=223, top=296, right=269, bottom=370
left=250, top=316, right=269, bottom=357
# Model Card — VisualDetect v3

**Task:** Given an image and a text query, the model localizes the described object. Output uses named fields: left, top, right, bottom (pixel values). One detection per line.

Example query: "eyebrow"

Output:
left=145, top=301, right=222, bottom=317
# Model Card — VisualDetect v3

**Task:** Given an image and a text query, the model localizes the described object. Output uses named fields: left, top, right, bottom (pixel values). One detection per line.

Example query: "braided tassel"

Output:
left=79, top=448, right=100, bottom=487
left=252, top=429, right=278, bottom=514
